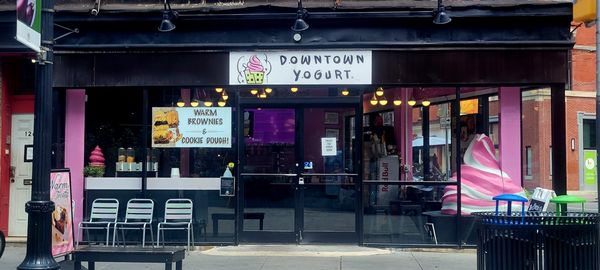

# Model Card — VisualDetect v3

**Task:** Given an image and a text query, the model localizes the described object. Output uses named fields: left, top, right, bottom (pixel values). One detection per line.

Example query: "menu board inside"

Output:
left=152, top=107, right=232, bottom=148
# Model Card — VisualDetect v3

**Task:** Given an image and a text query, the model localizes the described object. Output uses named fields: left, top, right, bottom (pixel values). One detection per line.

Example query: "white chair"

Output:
left=112, top=198, right=154, bottom=247
left=157, top=199, right=194, bottom=251
left=77, top=198, right=119, bottom=248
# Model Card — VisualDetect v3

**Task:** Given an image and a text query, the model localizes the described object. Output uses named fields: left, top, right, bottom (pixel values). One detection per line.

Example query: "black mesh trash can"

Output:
left=473, top=212, right=600, bottom=270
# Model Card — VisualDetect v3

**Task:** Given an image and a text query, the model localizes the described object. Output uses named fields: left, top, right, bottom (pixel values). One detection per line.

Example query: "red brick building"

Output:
left=525, top=23, right=598, bottom=193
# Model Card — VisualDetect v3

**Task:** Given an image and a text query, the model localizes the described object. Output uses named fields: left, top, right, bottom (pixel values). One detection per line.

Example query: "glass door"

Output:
left=239, top=106, right=360, bottom=244
left=239, top=108, right=299, bottom=242
left=298, top=107, right=359, bottom=243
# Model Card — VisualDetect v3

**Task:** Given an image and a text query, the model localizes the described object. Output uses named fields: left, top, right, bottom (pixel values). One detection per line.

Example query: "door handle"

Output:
left=10, top=178, right=14, bottom=183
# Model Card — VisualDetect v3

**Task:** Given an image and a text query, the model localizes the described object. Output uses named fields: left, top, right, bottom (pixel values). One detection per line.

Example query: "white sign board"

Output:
left=321, top=137, right=337, bottom=156
left=16, top=0, right=41, bottom=52
left=152, top=107, right=232, bottom=148
left=230, top=51, right=372, bottom=85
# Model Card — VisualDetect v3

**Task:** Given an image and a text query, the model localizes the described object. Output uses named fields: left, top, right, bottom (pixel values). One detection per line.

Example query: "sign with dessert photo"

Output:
left=50, top=169, right=74, bottom=256
left=229, top=51, right=372, bottom=85
left=152, top=107, right=232, bottom=148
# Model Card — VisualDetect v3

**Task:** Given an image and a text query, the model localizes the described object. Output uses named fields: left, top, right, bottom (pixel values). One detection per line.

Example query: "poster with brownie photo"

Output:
left=50, top=169, right=74, bottom=256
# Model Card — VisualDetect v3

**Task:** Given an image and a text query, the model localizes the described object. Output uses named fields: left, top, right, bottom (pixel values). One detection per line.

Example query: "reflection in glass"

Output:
left=363, top=183, right=457, bottom=245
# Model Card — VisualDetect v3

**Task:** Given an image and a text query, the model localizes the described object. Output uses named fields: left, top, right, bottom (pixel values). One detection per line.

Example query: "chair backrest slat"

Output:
left=90, top=198, right=119, bottom=223
left=125, top=199, right=154, bottom=222
left=164, top=199, right=193, bottom=223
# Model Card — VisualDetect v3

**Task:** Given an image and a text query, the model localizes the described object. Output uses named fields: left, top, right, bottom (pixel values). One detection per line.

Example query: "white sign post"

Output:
left=152, top=107, right=232, bottom=148
left=230, top=51, right=372, bottom=85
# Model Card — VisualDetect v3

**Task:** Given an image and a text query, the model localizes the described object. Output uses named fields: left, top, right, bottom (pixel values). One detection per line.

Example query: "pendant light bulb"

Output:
left=215, top=87, right=224, bottom=93
left=250, top=89, right=259, bottom=95
left=375, top=87, right=384, bottom=97
left=190, top=99, right=199, bottom=107
left=408, top=100, right=417, bottom=106
left=422, top=100, right=431, bottom=107
left=265, top=88, right=273, bottom=94
left=370, top=94, right=378, bottom=106
left=393, top=99, right=402, bottom=106
left=218, top=99, right=226, bottom=107
left=379, top=95, right=388, bottom=106
left=176, top=99, right=185, bottom=107
left=341, top=89, right=350, bottom=96
left=291, top=87, right=299, bottom=93
left=222, top=90, right=229, bottom=100
left=204, top=101, right=213, bottom=107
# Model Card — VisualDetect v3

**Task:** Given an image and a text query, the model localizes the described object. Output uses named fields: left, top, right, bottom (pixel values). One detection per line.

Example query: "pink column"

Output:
left=499, top=87, right=522, bottom=185
left=394, top=88, right=413, bottom=181
left=65, top=89, right=86, bottom=241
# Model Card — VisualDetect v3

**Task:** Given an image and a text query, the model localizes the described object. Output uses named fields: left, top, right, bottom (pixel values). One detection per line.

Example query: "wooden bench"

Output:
left=211, top=212, right=264, bottom=236
left=73, top=247, right=185, bottom=270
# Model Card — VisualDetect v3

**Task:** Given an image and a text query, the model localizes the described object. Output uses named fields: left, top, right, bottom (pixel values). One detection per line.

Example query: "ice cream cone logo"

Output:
left=237, top=54, right=271, bottom=85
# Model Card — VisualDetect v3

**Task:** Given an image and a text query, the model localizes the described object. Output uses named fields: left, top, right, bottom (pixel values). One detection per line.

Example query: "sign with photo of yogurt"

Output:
left=230, top=51, right=372, bottom=85
left=50, top=169, right=74, bottom=256
left=152, top=107, right=232, bottom=148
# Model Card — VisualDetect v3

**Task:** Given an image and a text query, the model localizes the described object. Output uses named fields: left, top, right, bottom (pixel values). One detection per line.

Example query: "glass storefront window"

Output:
left=84, top=87, right=237, bottom=244
left=362, top=182, right=457, bottom=245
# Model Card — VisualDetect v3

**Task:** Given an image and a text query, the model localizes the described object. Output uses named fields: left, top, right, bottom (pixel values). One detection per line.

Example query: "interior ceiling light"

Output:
left=218, top=99, right=226, bottom=107
left=341, top=89, right=350, bottom=96
left=176, top=98, right=185, bottom=107
left=393, top=99, right=402, bottom=106
left=379, top=95, right=388, bottom=106
left=250, top=89, right=259, bottom=95
left=291, top=0, right=309, bottom=32
left=408, top=100, right=417, bottom=106
left=422, top=100, right=431, bottom=107
left=375, top=87, right=384, bottom=97
left=433, top=0, right=451, bottom=25
left=158, top=0, right=177, bottom=32
left=370, top=94, right=378, bottom=106
left=222, top=90, right=229, bottom=100
left=215, top=87, right=224, bottom=93
left=290, top=87, right=299, bottom=93
left=204, top=100, right=213, bottom=107
left=190, top=99, right=199, bottom=107
left=265, top=87, right=273, bottom=94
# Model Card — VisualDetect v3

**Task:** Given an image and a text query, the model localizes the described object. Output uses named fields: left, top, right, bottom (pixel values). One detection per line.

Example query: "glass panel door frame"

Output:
left=236, top=95, right=363, bottom=244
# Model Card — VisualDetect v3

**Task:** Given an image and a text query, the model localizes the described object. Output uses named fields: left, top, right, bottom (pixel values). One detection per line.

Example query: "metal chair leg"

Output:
left=157, top=224, right=161, bottom=247
left=112, top=224, right=118, bottom=247
left=142, top=224, right=147, bottom=247
left=187, top=225, right=191, bottom=251
left=105, top=224, right=111, bottom=246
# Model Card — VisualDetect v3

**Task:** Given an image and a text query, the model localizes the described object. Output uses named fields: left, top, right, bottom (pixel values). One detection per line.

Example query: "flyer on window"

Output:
left=50, top=169, right=74, bottom=256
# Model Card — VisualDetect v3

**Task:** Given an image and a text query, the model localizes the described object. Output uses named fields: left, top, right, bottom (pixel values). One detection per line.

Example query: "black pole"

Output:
left=141, top=89, right=149, bottom=198
left=17, top=0, right=58, bottom=268
left=550, top=85, right=567, bottom=196
left=454, top=87, right=462, bottom=247
left=422, top=106, right=430, bottom=181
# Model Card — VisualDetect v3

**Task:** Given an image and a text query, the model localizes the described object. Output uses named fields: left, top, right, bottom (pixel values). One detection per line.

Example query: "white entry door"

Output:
left=8, top=114, right=34, bottom=236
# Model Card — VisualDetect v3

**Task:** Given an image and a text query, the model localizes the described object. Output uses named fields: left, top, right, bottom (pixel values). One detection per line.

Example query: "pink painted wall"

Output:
left=65, top=89, right=86, bottom=241
left=393, top=88, right=413, bottom=180
left=499, top=87, right=522, bottom=185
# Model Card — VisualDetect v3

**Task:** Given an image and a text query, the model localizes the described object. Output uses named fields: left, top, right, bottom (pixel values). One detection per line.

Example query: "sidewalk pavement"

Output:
left=0, top=244, right=476, bottom=270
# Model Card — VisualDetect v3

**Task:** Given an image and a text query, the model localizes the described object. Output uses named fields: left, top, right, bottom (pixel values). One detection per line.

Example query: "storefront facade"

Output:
left=0, top=0, right=572, bottom=246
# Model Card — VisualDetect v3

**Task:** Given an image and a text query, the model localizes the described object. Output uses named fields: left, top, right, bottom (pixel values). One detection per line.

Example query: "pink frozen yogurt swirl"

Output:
left=441, top=134, right=526, bottom=215
left=246, top=55, right=265, bottom=73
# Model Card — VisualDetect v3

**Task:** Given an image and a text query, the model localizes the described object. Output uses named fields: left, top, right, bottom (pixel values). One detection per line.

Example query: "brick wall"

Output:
left=572, top=24, right=596, bottom=92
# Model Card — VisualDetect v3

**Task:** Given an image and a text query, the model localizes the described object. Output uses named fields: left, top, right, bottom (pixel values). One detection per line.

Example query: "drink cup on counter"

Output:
left=171, top=168, right=180, bottom=178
